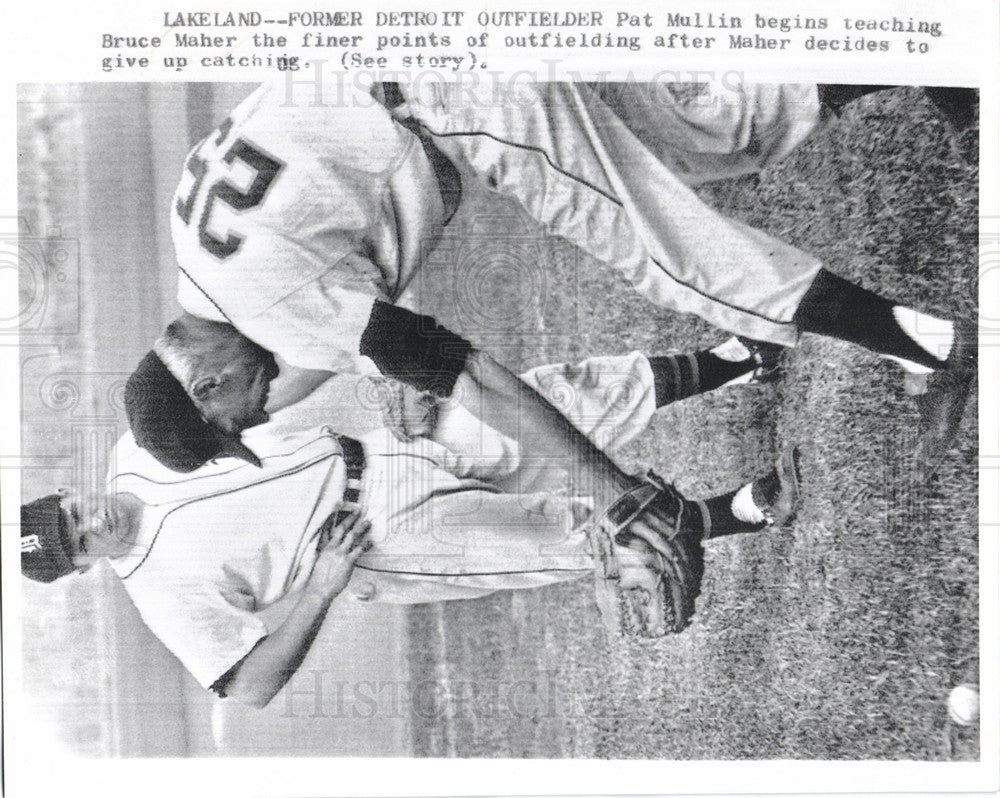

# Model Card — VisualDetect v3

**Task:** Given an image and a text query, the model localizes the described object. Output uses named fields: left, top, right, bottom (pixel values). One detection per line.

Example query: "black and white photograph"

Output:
left=3, top=2, right=997, bottom=793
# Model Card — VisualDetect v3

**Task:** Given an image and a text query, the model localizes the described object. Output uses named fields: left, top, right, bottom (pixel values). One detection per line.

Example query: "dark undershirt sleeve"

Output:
left=359, top=300, right=472, bottom=396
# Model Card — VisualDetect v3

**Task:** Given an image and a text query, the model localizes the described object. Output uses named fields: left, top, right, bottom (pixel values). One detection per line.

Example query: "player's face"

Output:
left=198, top=332, right=280, bottom=435
left=58, top=489, right=139, bottom=568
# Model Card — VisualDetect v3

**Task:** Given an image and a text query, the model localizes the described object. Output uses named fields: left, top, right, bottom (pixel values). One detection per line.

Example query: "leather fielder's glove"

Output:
left=371, top=376, right=440, bottom=443
left=588, top=472, right=705, bottom=638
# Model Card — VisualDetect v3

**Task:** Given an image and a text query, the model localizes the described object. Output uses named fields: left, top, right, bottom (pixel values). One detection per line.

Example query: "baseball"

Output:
left=947, top=683, right=979, bottom=726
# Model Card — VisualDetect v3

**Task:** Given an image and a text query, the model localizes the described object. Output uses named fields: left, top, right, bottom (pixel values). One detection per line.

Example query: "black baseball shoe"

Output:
left=751, top=447, right=802, bottom=528
left=922, top=87, right=978, bottom=136
left=736, top=336, right=788, bottom=385
left=913, top=319, right=977, bottom=478
left=922, top=87, right=978, bottom=165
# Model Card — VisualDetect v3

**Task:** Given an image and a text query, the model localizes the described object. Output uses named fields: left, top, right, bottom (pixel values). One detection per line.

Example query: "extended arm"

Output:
left=359, top=300, right=637, bottom=502
left=215, top=512, right=371, bottom=709
left=453, top=348, right=635, bottom=501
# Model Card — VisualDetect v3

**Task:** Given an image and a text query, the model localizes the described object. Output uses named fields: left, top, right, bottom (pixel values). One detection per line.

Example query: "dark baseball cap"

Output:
left=124, top=350, right=262, bottom=473
left=20, top=494, right=77, bottom=583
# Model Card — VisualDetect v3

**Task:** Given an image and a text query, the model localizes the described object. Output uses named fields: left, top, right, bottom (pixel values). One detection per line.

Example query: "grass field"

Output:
left=404, top=87, right=980, bottom=760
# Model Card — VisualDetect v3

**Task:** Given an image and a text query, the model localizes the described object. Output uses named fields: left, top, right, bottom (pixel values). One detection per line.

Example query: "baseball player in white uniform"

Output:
left=22, top=348, right=799, bottom=707
left=162, top=79, right=974, bottom=476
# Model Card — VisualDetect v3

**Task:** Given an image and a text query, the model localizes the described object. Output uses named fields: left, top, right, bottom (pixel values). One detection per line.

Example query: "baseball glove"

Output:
left=371, top=376, right=441, bottom=443
left=588, top=472, right=705, bottom=638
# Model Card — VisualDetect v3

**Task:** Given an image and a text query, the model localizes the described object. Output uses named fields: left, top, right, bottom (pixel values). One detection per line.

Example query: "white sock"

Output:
left=730, top=482, right=765, bottom=525
left=721, top=371, right=756, bottom=388
left=711, top=336, right=753, bottom=362
left=890, top=307, right=954, bottom=374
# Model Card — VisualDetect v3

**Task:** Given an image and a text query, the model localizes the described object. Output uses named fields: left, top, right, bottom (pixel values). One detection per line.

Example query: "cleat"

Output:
left=913, top=320, right=977, bottom=477
left=922, top=87, right=978, bottom=137
left=752, top=447, right=801, bottom=528
left=737, top=337, right=788, bottom=385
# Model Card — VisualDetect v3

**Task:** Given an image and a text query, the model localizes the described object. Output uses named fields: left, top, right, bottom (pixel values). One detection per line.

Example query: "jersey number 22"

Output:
left=175, top=118, right=285, bottom=260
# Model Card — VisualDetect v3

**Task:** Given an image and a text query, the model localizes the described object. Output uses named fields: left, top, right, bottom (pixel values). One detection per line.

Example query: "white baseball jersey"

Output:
left=108, top=426, right=349, bottom=689
left=171, top=82, right=445, bottom=373
left=106, top=353, right=657, bottom=690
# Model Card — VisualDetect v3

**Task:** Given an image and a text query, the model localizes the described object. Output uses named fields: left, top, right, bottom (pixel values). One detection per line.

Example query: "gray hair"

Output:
left=153, top=315, right=256, bottom=393
left=153, top=318, right=224, bottom=388
left=154, top=338, right=197, bottom=388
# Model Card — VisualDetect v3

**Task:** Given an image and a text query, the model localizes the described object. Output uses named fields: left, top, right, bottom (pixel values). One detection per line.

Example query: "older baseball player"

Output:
left=157, top=79, right=974, bottom=485
left=22, top=339, right=799, bottom=708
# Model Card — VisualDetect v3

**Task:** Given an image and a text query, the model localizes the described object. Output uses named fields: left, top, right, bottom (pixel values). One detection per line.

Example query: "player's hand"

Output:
left=372, top=377, right=440, bottom=442
left=308, top=510, right=372, bottom=599
left=397, top=383, right=440, bottom=440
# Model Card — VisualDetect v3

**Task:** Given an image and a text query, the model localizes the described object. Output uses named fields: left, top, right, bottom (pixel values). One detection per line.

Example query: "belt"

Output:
left=336, top=434, right=379, bottom=603
left=335, top=435, right=366, bottom=525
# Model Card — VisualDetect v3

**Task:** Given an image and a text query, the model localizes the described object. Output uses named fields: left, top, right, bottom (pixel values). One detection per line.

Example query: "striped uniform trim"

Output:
left=354, top=563, right=590, bottom=578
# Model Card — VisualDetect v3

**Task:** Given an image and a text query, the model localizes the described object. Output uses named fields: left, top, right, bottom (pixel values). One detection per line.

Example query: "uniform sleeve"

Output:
left=124, top=575, right=268, bottom=691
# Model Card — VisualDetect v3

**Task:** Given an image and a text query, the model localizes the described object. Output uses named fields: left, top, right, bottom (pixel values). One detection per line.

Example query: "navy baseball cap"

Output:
left=125, top=350, right=262, bottom=473
left=20, top=494, right=77, bottom=583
